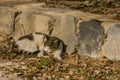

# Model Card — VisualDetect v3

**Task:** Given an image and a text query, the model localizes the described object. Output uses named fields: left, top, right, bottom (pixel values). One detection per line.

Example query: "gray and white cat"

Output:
left=42, top=36, right=65, bottom=60
left=14, top=33, right=39, bottom=54
left=14, top=32, right=65, bottom=60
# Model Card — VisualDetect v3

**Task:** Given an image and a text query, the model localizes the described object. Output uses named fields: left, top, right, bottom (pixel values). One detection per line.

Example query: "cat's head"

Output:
left=44, top=36, right=61, bottom=52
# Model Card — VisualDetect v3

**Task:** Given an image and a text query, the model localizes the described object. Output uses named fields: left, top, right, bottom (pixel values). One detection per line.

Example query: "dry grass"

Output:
left=2, top=54, right=120, bottom=80
left=0, top=34, right=120, bottom=80
left=36, top=0, right=120, bottom=20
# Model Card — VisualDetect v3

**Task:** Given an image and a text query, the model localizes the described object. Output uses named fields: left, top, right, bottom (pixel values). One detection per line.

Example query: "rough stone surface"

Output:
left=13, top=12, right=53, bottom=40
left=0, top=6, right=15, bottom=34
left=0, top=0, right=34, bottom=4
left=33, top=13, right=54, bottom=35
left=0, top=2, right=119, bottom=60
left=12, top=3, right=46, bottom=12
left=52, top=15, right=78, bottom=54
left=13, top=13, right=33, bottom=40
left=13, top=8, right=78, bottom=54
left=66, top=10, right=114, bottom=22
left=101, top=24, right=120, bottom=60
left=0, top=0, right=32, bottom=2
left=78, top=19, right=104, bottom=57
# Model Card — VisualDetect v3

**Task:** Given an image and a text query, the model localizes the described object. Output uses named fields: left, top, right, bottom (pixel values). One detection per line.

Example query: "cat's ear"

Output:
left=43, top=36, right=47, bottom=43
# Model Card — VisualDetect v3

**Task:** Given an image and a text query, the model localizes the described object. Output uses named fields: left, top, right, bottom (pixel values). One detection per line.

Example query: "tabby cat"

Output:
left=14, top=32, right=65, bottom=60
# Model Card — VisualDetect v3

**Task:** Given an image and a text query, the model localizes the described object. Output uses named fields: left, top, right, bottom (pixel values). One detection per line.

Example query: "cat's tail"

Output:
left=12, top=44, right=40, bottom=55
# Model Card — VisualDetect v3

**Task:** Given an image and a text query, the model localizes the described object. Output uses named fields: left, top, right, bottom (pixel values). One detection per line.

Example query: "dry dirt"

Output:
left=38, top=0, right=120, bottom=21
left=0, top=0, right=120, bottom=80
left=0, top=25, right=120, bottom=80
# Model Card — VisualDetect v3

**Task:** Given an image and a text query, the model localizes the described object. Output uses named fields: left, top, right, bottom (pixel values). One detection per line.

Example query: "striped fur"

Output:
left=14, top=32, right=66, bottom=60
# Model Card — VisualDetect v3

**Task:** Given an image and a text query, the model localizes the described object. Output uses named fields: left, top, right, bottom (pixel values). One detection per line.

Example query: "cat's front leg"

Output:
left=37, top=48, right=49, bottom=58
left=37, top=50, right=44, bottom=57
left=37, top=44, right=45, bottom=57
left=53, top=50, right=62, bottom=60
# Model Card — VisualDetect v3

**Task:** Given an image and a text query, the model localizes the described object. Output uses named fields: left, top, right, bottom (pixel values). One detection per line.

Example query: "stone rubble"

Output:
left=0, top=1, right=120, bottom=60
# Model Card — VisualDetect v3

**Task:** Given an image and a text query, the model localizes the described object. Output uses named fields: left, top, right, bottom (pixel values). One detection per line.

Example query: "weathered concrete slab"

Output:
left=78, top=19, right=104, bottom=58
left=13, top=9, right=79, bottom=54
left=101, top=24, right=120, bottom=60
left=0, top=3, right=118, bottom=60
left=40, top=9, right=79, bottom=54
left=0, top=0, right=34, bottom=4
left=101, top=21, right=120, bottom=34
left=12, top=3, right=46, bottom=12
left=51, top=15, right=78, bottom=54
left=0, top=6, right=15, bottom=34
left=33, top=13, right=54, bottom=35
left=13, top=12, right=53, bottom=40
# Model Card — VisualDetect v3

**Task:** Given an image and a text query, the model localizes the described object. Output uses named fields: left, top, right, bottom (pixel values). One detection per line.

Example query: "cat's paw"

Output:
left=37, top=52, right=44, bottom=57
left=54, top=55, right=62, bottom=60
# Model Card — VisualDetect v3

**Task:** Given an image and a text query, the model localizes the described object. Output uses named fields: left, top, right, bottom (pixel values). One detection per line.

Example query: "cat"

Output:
left=13, top=33, right=40, bottom=54
left=14, top=32, right=66, bottom=60
left=42, top=36, right=65, bottom=60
